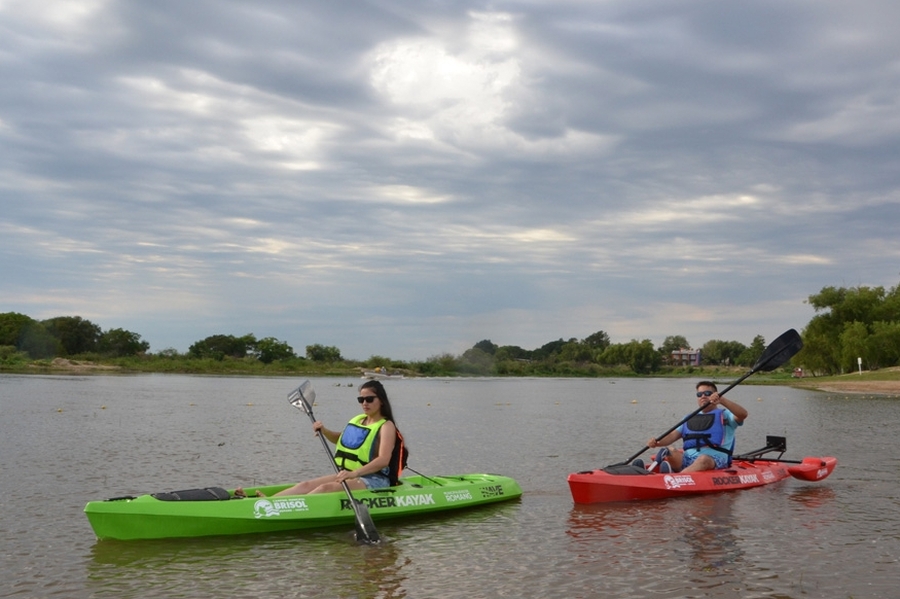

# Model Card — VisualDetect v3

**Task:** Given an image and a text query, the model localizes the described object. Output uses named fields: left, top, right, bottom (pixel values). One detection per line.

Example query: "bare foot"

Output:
left=234, top=487, right=266, bottom=498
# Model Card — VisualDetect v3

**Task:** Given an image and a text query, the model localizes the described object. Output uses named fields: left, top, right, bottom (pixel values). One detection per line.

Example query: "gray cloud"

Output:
left=2, top=0, right=899, bottom=360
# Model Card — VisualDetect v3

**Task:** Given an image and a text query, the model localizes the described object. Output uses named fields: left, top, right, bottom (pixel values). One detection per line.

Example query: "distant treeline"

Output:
left=3, top=281, right=900, bottom=376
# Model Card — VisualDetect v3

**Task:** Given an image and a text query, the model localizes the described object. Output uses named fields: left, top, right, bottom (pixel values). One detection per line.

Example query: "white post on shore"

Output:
left=858, top=356, right=863, bottom=375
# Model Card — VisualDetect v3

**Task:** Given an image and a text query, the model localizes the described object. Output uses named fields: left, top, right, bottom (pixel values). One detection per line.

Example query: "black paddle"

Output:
left=611, top=328, right=804, bottom=467
left=288, top=380, right=381, bottom=545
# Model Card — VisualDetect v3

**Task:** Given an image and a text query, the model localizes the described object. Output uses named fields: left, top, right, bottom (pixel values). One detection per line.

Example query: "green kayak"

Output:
left=84, top=473, right=522, bottom=541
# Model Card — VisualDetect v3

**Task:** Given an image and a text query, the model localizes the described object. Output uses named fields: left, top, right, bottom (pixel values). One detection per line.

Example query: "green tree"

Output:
left=473, top=339, right=498, bottom=355
left=597, top=340, right=661, bottom=373
left=558, top=340, right=593, bottom=363
left=795, top=324, right=839, bottom=375
left=658, top=335, right=690, bottom=355
left=533, top=338, right=572, bottom=361
left=254, top=337, right=295, bottom=363
left=459, top=347, right=493, bottom=374
left=363, top=355, right=385, bottom=368
left=0, top=312, right=36, bottom=347
left=494, top=345, right=531, bottom=361
left=19, top=323, right=59, bottom=358
left=41, top=316, right=101, bottom=355
left=306, top=343, right=342, bottom=362
left=416, top=353, right=459, bottom=376
left=0, top=345, right=29, bottom=364
left=838, top=322, right=869, bottom=371
left=597, top=343, right=628, bottom=366
left=189, top=334, right=257, bottom=359
left=799, top=283, right=897, bottom=374
left=99, top=328, right=150, bottom=357
left=626, top=339, right=662, bottom=374
left=736, top=335, right=766, bottom=367
left=583, top=330, right=611, bottom=351
left=869, top=321, right=900, bottom=369
left=700, top=339, right=747, bottom=366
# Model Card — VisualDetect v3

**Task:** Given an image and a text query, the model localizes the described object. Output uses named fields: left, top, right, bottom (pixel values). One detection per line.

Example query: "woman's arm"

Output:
left=314, top=421, right=341, bottom=444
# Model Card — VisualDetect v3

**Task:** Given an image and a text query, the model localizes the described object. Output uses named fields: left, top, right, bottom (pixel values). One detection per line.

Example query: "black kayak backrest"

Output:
left=600, top=464, right=651, bottom=476
left=151, top=487, right=232, bottom=501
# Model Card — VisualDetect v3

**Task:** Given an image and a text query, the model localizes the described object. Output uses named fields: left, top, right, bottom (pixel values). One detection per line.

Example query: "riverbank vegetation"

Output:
left=3, top=281, right=900, bottom=379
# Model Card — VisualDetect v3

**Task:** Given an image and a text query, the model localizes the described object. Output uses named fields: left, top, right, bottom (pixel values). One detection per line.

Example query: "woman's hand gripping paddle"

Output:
left=288, top=380, right=381, bottom=545
left=610, top=328, right=804, bottom=468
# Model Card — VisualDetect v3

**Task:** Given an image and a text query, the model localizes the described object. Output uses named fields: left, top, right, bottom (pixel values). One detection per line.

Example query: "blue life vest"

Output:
left=333, top=415, right=409, bottom=485
left=334, top=415, right=386, bottom=473
left=680, top=408, right=733, bottom=457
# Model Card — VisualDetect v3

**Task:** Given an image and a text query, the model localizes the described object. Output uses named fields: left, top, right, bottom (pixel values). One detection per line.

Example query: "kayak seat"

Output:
left=601, top=464, right=651, bottom=476
left=151, top=487, right=232, bottom=501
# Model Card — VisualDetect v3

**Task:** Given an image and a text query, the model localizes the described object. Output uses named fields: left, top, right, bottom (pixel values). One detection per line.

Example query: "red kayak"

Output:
left=568, top=436, right=837, bottom=505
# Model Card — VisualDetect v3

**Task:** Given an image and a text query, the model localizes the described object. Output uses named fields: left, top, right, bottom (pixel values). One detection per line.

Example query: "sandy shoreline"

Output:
left=796, top=379, right=900, bottom=395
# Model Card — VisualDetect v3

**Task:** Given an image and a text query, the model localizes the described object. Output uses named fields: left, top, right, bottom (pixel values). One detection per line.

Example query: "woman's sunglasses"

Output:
left=357, top=395, right=378, bottom=404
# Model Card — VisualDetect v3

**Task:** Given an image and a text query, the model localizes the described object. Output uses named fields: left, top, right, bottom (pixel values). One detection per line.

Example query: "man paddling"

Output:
left=639, top=381, right=748, bottom=473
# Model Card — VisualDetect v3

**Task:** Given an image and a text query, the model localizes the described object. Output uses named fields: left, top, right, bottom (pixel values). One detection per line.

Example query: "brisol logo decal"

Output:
left=253, top=497, right=309, bottom=519
left=663, top=474, right=696, bottom=490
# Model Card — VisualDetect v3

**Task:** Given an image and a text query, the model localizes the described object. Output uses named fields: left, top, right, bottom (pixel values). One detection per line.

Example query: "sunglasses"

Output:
left=696, top=390, right=714, bottom=397
left=357, top=395, right=378, bottom=404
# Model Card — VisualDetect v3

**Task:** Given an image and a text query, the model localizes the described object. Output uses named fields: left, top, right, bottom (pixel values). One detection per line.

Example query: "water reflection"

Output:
left=86, top=530, right=411, bottom=598
left=566, top=494, right=742, bottom=572
left=4, top=375, right=899, bottom=598
left=674, top=494, right=742, bottom=573
left=565, top=494, right=746, bottom=596
left=787, top=485, right=837, bottom=509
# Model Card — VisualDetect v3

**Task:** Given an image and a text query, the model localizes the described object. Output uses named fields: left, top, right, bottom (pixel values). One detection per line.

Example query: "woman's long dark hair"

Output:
left=359, top=379, right=396, bottom=423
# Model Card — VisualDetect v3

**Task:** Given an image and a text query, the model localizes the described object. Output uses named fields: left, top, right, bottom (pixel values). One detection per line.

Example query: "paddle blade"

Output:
left=352, top=501, right=381, bottom=544
left=787, top=456, right=838, bottom=481
left=288, top=380, right=316, bottom=414
left=752, top=329, right=803, bottom=372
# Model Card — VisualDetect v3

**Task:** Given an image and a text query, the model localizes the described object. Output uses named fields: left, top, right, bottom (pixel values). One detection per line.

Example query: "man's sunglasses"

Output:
left=696, top=390, right=714, bottom=397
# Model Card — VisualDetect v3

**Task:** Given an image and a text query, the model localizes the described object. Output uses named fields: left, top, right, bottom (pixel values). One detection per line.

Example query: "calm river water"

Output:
left=1, top=374, right=897, bottom=598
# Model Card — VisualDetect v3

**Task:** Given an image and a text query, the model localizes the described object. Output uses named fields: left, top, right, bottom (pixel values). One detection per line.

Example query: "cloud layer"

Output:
left=2, top=1, right=899, bottom=359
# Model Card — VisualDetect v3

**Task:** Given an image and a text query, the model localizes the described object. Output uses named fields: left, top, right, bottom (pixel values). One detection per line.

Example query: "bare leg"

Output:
left=667, top=448, right=685, bottom=472
left=681, top=454, right=716, bottom=473
left=308, top=478, right=367, bottom=494
left=275, top=474, right=370, bottom=496
left=274, top=474, right=338, bottom=496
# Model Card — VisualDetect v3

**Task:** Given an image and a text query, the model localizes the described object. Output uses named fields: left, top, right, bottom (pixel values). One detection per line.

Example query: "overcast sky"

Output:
left=2, top=1, right=899, bottom=360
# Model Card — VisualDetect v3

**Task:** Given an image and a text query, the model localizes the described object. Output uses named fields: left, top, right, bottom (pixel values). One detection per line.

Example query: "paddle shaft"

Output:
left=619, top=369, right=756, bottom=465
left=302, top=403, right=380, bottom=544
left=614, top=329, right=803, bottom=467
left=309, top=426, right=359, bottom=510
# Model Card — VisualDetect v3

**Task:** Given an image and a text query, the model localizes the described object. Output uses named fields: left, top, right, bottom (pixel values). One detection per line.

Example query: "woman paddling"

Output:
left=236, top=380, right=406, bottom=497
